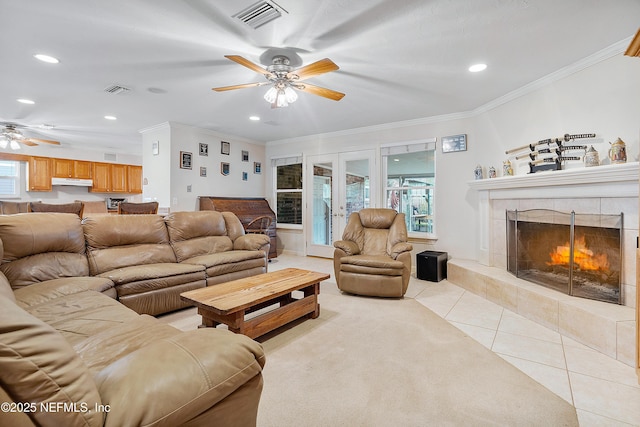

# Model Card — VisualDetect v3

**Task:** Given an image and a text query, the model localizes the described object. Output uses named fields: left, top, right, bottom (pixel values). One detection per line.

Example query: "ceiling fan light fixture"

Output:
left=284, top=86, right=298, bottom=103
left=9, top=140, right=21, bottom=150
left=263, top=86, right=278, bottom=103
left=0, top=140, right=7, bottom=149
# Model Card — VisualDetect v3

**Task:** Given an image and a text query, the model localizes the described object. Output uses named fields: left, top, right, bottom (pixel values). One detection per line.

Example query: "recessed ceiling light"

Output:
left=34, top=54, right=59, bottom=64
left=249, top=116, right=260, bottom=121
left=104, top=115, right=117, bottom=120
left=468, top=63, right=487, bottom=73
left=17, top=98, right=35, bottom=104
left=393, top=158, right=400, bottom=162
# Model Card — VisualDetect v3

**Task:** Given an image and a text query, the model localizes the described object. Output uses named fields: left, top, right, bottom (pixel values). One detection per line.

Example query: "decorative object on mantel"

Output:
left=474, top=164, right=483, bottom=180
left=608, top=137, right=627, bottom=164
left=505, top=133, right=595, bottom=174
left=584, top=145, right=600, bottom=167
left=488, top=166, right=497, bottom=178
left=503, top=159, right=514, bottom=176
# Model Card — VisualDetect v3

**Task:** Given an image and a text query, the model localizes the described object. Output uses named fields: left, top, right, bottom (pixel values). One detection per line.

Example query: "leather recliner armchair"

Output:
left=333, top=208, right=413, bottom=297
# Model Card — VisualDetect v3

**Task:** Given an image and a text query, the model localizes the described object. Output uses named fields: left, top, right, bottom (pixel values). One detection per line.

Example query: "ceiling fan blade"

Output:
left=212, top=82, right=269, bottom=92
left=225, top=55, right=274, bottom=78
left=20, top=140, right=39, bottom=146
left=288, top=58, right=339, bottom=81
left=24, top=138, right=61, bottom=145
left=296, top=83, right=345, bottom=101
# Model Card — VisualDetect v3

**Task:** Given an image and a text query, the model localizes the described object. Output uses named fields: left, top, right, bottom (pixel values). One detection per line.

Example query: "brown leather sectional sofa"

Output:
left=0, top=211, right=270, bottom=426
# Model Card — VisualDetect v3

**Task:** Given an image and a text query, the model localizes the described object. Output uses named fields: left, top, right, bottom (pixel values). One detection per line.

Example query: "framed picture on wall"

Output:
left=200, top=167, right=207, bottom=177
left=180, top=151, right=193, bottom=169
left=254, top=162, right=261, bottom=174
left=221, top=141, right=230, bottom=155
left=441, top=134, right=467, bottom=153
left=242, top=150, right=249, bottom=162
left=199, top=143, right=208, bottom=156
left=152, top=140, right=159, bottom=156
left=221, top=162, right=230, bottom=176
left=242, top=171, right=248, bottom=181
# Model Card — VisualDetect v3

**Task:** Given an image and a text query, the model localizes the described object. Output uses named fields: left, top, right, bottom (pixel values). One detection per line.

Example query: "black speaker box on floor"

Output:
left=416, top=251, right=448, bottom=282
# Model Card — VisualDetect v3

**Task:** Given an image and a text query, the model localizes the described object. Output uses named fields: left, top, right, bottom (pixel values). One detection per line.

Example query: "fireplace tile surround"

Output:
left=461, top=162, right=638, bottom=367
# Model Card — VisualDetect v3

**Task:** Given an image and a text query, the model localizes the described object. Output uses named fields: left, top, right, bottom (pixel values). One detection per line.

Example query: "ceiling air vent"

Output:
left=233, top=1, right=288, bottom=30
left=103, top=84, right=131, bottom=95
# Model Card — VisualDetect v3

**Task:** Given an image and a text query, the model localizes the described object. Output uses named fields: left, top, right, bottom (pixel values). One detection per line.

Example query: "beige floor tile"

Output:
left=576, top=409, right=637, bottom=427
left=414, top=281, right=465, bottom=318
left=563, top=344, right=640, bottom=389
left=499, top=354, right=573, bottom=404
left=444, top=291, right=504, bottom=330
left=498, top=310, right=563, bottom=344
left=492, top=331, right=566, bottom=369
left=448, top=321, right=496, bottom=349
left=569, top=371, right=640, bottom=426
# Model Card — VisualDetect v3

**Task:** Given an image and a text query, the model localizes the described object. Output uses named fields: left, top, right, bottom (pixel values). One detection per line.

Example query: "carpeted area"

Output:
left=163, top=284, right=579, bottom=426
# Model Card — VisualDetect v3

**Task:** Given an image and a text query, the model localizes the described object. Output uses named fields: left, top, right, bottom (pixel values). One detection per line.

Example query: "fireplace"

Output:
left=506, top=209, right=622, bottom=304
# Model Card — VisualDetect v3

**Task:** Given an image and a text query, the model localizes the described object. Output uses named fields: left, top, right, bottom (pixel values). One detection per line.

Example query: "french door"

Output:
left=305, top=150, right=376, bottom=258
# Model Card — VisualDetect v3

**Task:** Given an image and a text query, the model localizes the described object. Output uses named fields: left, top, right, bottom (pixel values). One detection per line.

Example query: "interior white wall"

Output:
left=265, top=53, right=640, bottom=262
left=141, top=122, right=266, bottom=212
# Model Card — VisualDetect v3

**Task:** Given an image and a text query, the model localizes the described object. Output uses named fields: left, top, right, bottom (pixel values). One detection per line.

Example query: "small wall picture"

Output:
left=221, top=162, right=230, bottom=176
left=242, top=150, right=249, bottom=162
left=180, top=151, right=193, bottom=169
left=200, top=166, right=207, bottom=177
left=441, top=134, right=467, bottom=153
left=254, top=161, right=261, bottom=174
left=221, top=141, right=230, bottom=155
left=242, top=171, right=248, bottom=181
left=152, top=140, right=159, bottom=156
left=199, top=143, right=208, bottom=156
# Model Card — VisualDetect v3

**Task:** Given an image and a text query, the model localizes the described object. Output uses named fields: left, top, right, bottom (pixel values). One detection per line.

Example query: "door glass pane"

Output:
left=345, top=159, right=369, bottom=221
left=312, top=163, right=332, bottom=245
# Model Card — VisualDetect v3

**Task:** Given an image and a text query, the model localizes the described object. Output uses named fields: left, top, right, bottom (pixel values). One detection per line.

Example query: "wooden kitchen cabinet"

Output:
left=127, top=165, right=143, bottom=194
left=27, top=156, right=52, bottom=191
left=90, top=162, right=111, bottom=192
left=90, top=162, right=128, bottom=193
left=52, top=158, right=92, bottom=179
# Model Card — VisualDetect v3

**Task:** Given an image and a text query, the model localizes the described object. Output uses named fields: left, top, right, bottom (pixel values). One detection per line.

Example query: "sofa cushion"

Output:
left=339, top=254, right=405, bottom=275
left=83, top=215, right=177, bottom=275
left=14, top=276, right=116, bottom=308
left=0, top=294, right=103, bottom=427
left=97, top=263, right=205, bottom=291
left=166, top=211, right=234, bottom=261
left=0, top=213, right=90, bottom=289
left=0, top=272, right=15, bottom=303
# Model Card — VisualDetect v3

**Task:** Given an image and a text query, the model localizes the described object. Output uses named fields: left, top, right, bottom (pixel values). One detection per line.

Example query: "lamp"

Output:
left=263, top=82, right=298, bottom=108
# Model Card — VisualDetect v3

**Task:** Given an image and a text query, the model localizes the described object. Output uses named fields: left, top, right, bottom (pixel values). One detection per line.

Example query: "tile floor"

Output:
left=270, top=254, right=640, bottom=426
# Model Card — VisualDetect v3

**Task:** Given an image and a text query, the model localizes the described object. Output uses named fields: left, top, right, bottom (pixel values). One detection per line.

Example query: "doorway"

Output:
left=305, top=150, right=376, bottom=258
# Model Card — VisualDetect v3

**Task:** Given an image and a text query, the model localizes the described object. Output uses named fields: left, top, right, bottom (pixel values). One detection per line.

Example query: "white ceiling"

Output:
left=1, top=0, right=638, bottom=155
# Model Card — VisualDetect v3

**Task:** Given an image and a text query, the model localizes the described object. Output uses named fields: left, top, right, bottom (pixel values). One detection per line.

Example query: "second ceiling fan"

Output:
left=212, top=55, right=345, bottom=108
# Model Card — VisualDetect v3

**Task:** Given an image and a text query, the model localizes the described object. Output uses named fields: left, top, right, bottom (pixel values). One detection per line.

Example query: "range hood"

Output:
left=51, top=177, right=94, bottom=187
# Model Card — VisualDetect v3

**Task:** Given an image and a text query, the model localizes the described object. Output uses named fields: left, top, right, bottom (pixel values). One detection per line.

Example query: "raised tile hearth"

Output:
left=447, top=258, right=635, bottom=367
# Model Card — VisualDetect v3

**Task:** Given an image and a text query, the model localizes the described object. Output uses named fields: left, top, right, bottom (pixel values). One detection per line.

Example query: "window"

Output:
left=0, top=160, right=20, bottom=197
left=382, top=140, right=436, bottom=236
left=273, top=156, right=302, bottom=225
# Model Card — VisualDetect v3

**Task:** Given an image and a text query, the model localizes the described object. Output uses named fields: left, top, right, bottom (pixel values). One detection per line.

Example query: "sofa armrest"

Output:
left=234, top=234, right=270, bottom=252
left=390, top=242, right=413, bottom=259
left=333, top=240, right=360, bottom=256
left=95, top=329, right=265, bottom=427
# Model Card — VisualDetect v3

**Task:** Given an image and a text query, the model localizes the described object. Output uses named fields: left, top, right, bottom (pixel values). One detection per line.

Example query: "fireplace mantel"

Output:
left=468, top=162, right=638, bottom=199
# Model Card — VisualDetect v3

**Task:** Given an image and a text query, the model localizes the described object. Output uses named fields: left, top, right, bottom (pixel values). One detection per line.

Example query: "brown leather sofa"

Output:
left=0, top=211, right=270, bottom=316
left=333, top=208, right=413, bottom=297
left=0, top=271, right=265, bottom=427
left=0, top=211, right=267, bottom=426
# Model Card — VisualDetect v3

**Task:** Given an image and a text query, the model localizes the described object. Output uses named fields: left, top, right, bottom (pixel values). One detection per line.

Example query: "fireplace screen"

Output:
left=506, top=209, right=622, bottom=304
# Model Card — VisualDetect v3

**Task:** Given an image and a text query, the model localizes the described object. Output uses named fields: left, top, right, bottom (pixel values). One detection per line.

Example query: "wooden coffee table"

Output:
left=180, top=268, right=330, bottom=339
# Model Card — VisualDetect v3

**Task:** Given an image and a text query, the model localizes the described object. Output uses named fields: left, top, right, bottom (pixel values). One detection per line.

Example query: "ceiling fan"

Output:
left=0, top=123, right=61, bottom=150
left=212, top=55, right=345, bottom=108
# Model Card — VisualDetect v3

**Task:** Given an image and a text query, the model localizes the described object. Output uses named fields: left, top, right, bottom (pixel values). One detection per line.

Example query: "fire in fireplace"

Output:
left=506, top=209, right=622, bottom=304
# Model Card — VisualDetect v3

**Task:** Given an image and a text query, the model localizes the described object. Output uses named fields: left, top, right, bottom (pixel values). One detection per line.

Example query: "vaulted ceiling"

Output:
left=1, top=0, right=638, bottom=154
